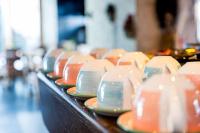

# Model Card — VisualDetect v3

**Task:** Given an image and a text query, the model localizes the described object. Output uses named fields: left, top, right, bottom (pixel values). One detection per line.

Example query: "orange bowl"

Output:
left=105, top=56, right=120, bottom=65
left=54, top=58, right=68, bottom=78
left=178, top=62, right=200, bottom=91
left=63, top=64, right=83, bottom=85
left=48, top=51, right=80, bottom=79
left=90, top=48, right=108, bottom=59
left=55, top=55, right=95, bottom=88
left=132, top=74, right=200, bottom=132
left=55, top=64, right=83, bottom=88
left=103, top=49, right=126, bottom=65
left=117, top=52, right=149, bottom=71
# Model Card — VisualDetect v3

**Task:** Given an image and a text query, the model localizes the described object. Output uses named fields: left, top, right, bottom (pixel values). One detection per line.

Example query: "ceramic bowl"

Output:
left=47, top=51, right=79, bottom=79
left=178, top=62, right=200, bottom=90
left=75, top=59, right=114, bottom=96
left=55, top=55, right=95, bottom=88
left=90, top=48, right=108, bottom=59
left=118, top=52, right=149, bottom=72
left=144, top=56, right=181, bottom=79
left=103, top=49, right=126, bottom=65
left=131, top=74, right=200, bottom=132
left=97, top=66, right=142, bottom=111
left=42, top=49, right=64, bottom=73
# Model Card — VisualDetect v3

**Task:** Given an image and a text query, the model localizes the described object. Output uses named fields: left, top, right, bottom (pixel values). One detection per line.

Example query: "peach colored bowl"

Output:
left=55, top=64, right=83, bottom=88
left=63, top=64, right=83, bottom=85
left=185, top=75, right=200, bottom=91
left=90, top=48, right=108, bottom=59
left=103, top=49, right=126, bottom=65
left=117, top=52, right=149, bottom=72
left=105, top=56, right=120, bottom=65
left=47, top=51, right=80, bottom=79
left=185, top=89, right=200, bottom=132
left=178, top=62, right=200, bottom=91
left=47, top=59, right=68, bottom=79
left=118, top=61, right=132, bottom=66
left=132, top=74, right=200, bottom=132
left=54, top=59, right=68, bottom=77
left=55, top=55, right=95, bottom=87
left=132, top=91, right=160, bottom=132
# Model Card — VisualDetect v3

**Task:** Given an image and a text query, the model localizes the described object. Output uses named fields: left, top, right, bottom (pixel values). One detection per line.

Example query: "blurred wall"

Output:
left=85, top=0, right=136, bottom=51
left=41, top=0, right=58, bottom=49
left=115, top=0, right=137, bottom=51
left=0, top=0, right=41, bottom=51
left=0, top=0, right=13, bottom=50
left=136, top=0, right=161, bottom=52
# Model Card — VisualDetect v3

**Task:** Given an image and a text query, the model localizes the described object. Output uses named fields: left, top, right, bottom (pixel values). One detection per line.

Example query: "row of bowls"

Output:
left=42, top=48, right=200, bottom=133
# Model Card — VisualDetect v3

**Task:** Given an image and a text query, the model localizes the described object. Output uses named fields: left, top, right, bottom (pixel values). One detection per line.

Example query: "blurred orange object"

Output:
left=55, top=55, right=94, bottom=88
left=47, top=51, right=79, bottom=79
left=103, top=49, right=126, bottom=65
left=90, top=48, right=108, bottom=59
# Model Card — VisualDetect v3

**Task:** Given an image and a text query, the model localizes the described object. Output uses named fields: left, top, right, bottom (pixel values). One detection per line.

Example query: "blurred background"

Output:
left=0, top=0, right=200, bottom=132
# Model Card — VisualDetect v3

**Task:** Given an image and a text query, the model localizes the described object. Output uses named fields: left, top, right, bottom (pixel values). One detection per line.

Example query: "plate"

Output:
left=55, top=78, right=75, bottom=89
left=84, top=98, right=130, bottom=117
left=117, top=111, right=144, bottom=133
left=66, top=87, right=96, bottom=100
left=47, top=72, right=61, bottom=80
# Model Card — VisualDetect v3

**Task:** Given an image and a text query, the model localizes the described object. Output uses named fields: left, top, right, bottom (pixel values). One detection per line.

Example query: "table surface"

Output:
left=38, top=72, right=126, bottom=133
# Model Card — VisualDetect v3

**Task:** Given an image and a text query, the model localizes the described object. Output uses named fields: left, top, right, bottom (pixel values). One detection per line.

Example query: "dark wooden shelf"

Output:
left=38, top=72, right=125, bottom=133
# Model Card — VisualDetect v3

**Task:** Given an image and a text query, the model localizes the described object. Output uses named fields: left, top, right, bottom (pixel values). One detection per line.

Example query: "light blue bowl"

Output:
left=97, top=81, right=124, bottom=109
left=76, top=71, right=104, bottom=96
left=43, top=56, right=56, bottom=73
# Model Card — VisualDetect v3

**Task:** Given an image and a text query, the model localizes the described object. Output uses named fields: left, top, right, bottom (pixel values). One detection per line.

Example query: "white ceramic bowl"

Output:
left=103, top=49, right=126, bottom=65
left=76, top=59, right=114, bottom=96
left=42, top=49, right=64, bottom=73
left=144, top=56, right=180, bottom=79
left=118, top=52, right=149, bottom=72
left=97, top=66, right=142, bottom=110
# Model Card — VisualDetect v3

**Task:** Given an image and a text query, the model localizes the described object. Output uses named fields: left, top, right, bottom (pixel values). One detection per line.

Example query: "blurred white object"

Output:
left=144, top=56, right=181, bottom=79
left=77, top=44, right=93, bottom=55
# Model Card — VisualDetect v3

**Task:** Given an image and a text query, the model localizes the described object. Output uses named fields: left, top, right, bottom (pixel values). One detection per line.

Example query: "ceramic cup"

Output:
left=103, top=49, right=126, bottom=65
left=118, top=52, right=149, bottom=72
left=56, top=55, right=95, bottom=86
left=144, top=56, right=181, bottom=79
left=90, top=48, right=108, bottom=59
left=42, top=49, right=64, bottom=73
left=178, top=62, right=200, bottom=90
left=97, top=66, right=142, bottom=111
left=76, top=59, right=114, bottom=96
left=48, top=51, right=79, bottom=78
left=132, top=74, right=200, bottom=132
